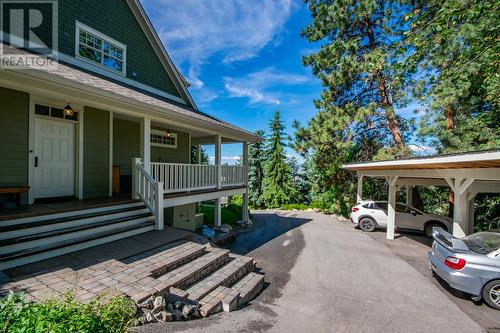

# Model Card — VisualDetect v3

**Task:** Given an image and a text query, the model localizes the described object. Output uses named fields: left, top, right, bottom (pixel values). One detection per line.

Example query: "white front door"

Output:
left=34, top=118, right=75, bottom=199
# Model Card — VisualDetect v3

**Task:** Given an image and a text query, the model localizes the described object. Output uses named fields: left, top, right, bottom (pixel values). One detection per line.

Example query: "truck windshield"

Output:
left=462, top=232, right=500, bottom=255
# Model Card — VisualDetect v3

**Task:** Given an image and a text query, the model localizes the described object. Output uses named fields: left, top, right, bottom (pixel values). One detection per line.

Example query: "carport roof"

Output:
left=342, top=149, right=500, bottom=171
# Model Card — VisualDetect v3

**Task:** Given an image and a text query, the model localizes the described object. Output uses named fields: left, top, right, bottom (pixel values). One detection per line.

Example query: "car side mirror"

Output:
left=410, top=210, right=417, bottom=216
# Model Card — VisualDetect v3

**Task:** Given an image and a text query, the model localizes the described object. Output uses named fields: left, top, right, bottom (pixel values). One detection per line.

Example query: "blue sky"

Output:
left=141, top=0, right=434, bottom=163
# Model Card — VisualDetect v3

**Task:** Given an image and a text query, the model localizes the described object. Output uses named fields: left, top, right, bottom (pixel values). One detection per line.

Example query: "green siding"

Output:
left=83, top=107, right=109, bottom=199
left=151, top=132, right=190, bottom=164
left=58, top=0, right=182, bottom=99
left=0, top=87, right=29, bottom=204
left=113, top=118, right=140, bottom=176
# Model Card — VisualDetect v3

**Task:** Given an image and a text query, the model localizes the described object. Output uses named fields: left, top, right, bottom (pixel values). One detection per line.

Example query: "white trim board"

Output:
left=163, top=187, right=246, bottom=208
left=344, top=151, right=500, bottom=170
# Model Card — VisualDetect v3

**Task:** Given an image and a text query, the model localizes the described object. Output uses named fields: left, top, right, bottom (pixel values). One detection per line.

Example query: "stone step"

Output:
left=198, top=286, right=233, bottom=317
left=131, top=241, right=207, bottom=277
left=231, top=272, right=265, bottom=307
left=186, top=254, right=255, bottom=302
left=156, top=248, right=230, bottom=290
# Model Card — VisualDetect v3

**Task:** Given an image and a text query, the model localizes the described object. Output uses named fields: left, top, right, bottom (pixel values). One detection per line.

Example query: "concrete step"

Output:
left=156, top=247, right=230, bottom=290
left=198, top=286, right=233, bottom=317
left=0, top=215, right=154, bottom=254
left=0, top=223, right=155, bottom=271
left=231, top=272, right=265, bottom=307
left=186, top=254, right=255, bottom=302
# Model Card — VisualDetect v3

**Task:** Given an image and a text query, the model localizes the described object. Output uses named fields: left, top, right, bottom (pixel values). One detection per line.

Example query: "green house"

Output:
left=0, top=0, right=259, bottom=269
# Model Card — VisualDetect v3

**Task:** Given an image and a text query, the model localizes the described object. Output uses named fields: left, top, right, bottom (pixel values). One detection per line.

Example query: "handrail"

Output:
left=150, top=162, right=246, bottom=193
left=132, top=158, right=164, bottom=230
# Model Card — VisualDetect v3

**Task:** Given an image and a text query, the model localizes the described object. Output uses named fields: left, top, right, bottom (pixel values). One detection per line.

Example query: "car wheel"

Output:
left=482, top=280, right=500, bottom=310
left=424, top=222, right=443, bottom=238
left=359, top=217, right=376, bottom=232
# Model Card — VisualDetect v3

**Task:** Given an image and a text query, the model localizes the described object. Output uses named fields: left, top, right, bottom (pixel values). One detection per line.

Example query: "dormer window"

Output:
left=75, top=22, right=127, bottom=75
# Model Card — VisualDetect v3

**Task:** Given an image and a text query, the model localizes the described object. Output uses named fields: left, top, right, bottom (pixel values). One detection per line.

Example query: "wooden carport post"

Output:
left=386, top=176, right=398, bottom=240
left=356, top=174, right=364, bottom=203
left=445, top=178, right=475, bottom=238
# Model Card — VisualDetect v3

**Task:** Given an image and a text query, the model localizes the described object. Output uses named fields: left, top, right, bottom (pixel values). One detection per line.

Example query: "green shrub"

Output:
left=0, top=292, right=137, bottom=333
left=279, top=203, right=311, bottom=211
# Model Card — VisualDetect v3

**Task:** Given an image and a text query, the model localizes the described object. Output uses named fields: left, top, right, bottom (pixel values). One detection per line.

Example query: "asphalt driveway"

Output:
left=136, top=211, right=498, bottom=333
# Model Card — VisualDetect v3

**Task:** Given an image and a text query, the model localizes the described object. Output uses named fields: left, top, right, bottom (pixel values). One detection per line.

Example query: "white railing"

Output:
left=150, top=162, right=246, bottom=193
left=132, top=158, right=164, bottom=230
left=221, top=165, right=246, bottom=187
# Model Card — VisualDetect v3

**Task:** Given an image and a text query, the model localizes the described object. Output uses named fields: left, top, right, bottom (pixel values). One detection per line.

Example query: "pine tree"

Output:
left=248, top=130, right=265, bottom=207
left=405, top=0, right=500, bottom=152
left=190, top=145, right=210, bottom=164
left=301, top=0, right=412, bottom=160
left=263, top=111, right=295, bottom=208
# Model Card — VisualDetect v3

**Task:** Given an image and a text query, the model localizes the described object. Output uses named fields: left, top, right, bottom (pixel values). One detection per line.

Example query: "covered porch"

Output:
left=0, top=59, right=259, bottom=230
left=343, top=150, right=500, bottom=239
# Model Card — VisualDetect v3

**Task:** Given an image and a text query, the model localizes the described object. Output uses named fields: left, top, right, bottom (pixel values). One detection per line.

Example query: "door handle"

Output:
left=35, top=156, right=38, bottom=167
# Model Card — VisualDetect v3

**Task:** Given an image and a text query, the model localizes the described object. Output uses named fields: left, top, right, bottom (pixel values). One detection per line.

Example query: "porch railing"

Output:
left=150, top=162, right=246, bottom=193
left=132, top=159, right=164, bottom=230
left=221, top=165, right=246, bottom=187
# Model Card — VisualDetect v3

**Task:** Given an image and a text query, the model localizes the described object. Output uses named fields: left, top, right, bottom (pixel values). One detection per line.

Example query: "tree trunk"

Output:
left=444, top=106, right=454, bottom=129
left=364, top=18, right=404, bottom=146
left=444, top=105, right=454, bottom=215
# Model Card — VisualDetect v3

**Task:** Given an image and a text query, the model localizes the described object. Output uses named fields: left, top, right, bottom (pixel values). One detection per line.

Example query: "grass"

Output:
left=200, top=203, right=243, bottom=228
left=0, top=292, right=137, bottom=333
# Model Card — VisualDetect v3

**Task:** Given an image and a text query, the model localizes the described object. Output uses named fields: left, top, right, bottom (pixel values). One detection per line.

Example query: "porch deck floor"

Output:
left=0, top=194, right=135, bottom=222
left=0, top=226, right=205, bottom=302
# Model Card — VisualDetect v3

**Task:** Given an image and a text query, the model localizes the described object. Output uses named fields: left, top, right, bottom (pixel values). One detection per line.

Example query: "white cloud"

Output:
left=142, top=0, right=296, bottom=88
left=409, top=144, right=437, bottom=156
left=224, top=67, right=310, bottom=105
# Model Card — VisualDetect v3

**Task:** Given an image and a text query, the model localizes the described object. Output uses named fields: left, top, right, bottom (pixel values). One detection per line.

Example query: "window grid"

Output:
left=151, top=130, right=177, bottom=148
left=77, top=28, right=125, bottom=74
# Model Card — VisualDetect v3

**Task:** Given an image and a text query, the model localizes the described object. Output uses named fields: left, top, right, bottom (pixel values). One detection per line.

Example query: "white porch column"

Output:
left=140, top=117, right=151, bottom=172
left=386, top=176, right=398, bottom=240
left=215, top=197, right=222, bottom=227
left=197, top=144, right=201, bottom=164
left=356, top=174, right=364, bottom=203
left=406, top=185, right=413, bottom=206
left=215, top=135, right=222, bottom=189
left=242, top=142, right=249, bottom=222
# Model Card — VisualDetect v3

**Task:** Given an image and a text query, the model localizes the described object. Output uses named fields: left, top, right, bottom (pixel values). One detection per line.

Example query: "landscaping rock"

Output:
left=152, top=296, right=165, bottom=313
left=139, top=296, right=154, bottom=310
left=172, top=309, right=183, bottom=321
left=155, top=310, right=173, bottom=322
left=145, top=310, right=157, bottom=324
left=173, top=300, right=182, bottom=310
left=182, top=304, right=197, bottom=318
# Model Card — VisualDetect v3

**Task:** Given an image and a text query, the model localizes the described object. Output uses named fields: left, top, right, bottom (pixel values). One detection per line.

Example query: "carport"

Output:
left=342, top=150, right=500, bottom=240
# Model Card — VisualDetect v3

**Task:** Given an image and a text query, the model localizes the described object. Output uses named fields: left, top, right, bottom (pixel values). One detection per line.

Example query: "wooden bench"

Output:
left=0, top=186, right=29, bottom=207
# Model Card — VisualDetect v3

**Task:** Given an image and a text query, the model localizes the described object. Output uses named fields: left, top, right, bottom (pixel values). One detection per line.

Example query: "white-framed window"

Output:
left=75, top=22, right=127, bottom=75
left=151, top=129, right=177, bottom=148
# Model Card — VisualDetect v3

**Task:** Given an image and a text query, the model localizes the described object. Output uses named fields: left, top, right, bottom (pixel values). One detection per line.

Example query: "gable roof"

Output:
left=125, top=0, right=197, bottom=109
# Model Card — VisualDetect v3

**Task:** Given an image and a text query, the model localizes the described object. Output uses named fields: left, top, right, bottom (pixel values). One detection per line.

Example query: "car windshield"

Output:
left=462, top=232, right=500, bottom=255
